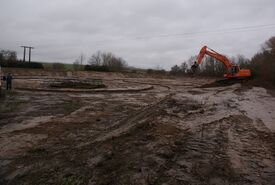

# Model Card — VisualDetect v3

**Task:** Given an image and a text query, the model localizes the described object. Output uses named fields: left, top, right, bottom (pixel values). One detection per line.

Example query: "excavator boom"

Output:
left=192, top=46, right=251, bottom=79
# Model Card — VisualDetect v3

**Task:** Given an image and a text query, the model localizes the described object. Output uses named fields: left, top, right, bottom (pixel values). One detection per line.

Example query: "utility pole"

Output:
left=20, top=46, right=34, bottom=62
left=28, top=47, right=34, bottom=62
left=23, top=47, right=26, bottom=62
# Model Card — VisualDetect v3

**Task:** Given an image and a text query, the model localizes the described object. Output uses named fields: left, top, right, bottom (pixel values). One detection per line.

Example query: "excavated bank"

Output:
left=199, top=78, right=250, bottom=88
left=16, top=85, right=153, bottom=93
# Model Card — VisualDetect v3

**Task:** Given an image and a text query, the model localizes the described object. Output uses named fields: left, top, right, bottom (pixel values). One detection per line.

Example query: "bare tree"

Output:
left=52, top=63, right=65, bottom=70
left=214, top=60, right=224, bottom=75
left=235, top=54, right=250, bottom=68
left=170, top=65, right=181, bottom=75
left=88, top=51, right=102, bottom=66
left=86, top=51, right=128, bottom=72
left=204, top=56, right=215, bottom=75
left=102, top=52, right=114, bottom=67
left=264, top=36, right=275, bottom=54
left=0, top=52, right=3, bottom=61
left=75, top=53, right=86, bottom=70
left=79, top=53, right=85, bottom=66
left=180, top=62, right=188, bottom=74
left=0, top=50, right=17, bottom=61
left=73, top=60, right=81, bottom=71
left=251, top=36, right=275, bottom=84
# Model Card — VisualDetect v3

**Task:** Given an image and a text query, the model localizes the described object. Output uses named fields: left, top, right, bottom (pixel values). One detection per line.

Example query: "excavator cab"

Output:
left=224, top=65, right=251, bottom=78
left=227, top=65, right=239, bottom=76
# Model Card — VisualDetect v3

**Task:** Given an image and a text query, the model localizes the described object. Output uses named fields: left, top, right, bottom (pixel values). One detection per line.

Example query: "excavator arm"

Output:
left=192, top=46, right=231, bottom=71
left=191, top=46, right=251, bottom=78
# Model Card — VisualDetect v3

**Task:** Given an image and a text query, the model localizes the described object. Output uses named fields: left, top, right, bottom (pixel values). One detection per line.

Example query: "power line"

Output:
left=134, top=24, right=275, bottom=40
left=35, top=24, right=275, bottom=62
left=91, top=23, right=275, bottom=43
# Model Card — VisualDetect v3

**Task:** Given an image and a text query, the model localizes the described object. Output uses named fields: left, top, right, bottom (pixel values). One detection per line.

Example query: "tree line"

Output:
left=170, top=54, right=250, bottom=76
left=0, top=50, right=43, bottom=69
left=249, top=36, right=275, bottom=85
left=73, top=51, right=128, bottom=72
left=0, top=50, right=17, bottom=61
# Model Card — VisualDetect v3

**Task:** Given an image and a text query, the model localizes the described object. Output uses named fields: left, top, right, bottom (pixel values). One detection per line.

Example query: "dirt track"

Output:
left=0, top=70, right=275, bottom=185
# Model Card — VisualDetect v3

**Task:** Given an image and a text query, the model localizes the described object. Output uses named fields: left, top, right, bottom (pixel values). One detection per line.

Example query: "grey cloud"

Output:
left=0, top=0, right=274, bottom=69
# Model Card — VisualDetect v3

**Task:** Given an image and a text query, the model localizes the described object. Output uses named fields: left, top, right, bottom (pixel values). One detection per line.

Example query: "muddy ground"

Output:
left=0, top=70, right=275, bottom=185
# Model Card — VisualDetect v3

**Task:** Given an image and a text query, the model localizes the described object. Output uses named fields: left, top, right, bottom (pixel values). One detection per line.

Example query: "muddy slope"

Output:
left=0, top=77, right=275, bottom=185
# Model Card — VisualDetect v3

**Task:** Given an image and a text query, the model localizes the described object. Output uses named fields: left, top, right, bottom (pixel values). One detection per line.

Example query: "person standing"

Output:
left=6, top=73, right=12, bottom=90
left=0, top=66, right=2, bottom=96
left=0, top=66, right=2, bottom=90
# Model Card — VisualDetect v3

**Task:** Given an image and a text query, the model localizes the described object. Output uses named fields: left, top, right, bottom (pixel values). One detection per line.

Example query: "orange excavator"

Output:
left=191, top=46, right=251, bottom=79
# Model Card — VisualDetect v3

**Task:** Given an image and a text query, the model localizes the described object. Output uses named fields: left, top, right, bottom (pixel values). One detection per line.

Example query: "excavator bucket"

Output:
left=191, top=64, right=198, bottom=73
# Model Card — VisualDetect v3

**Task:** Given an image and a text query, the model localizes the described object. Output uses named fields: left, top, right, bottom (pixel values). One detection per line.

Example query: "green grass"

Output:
left=62, top=175, right=85, bottom=185
left=64, top=63, right=75, bottom=70
left=42, top=62, right=76, bottom=71
left=42, top=62, right=53, bottom=70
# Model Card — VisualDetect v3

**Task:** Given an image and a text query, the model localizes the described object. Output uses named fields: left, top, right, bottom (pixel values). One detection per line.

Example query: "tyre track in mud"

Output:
left=122, top=79, right=171, bottom=90
left=79, top=89, right=275, bottom=184
left=182, top=115, right=246, bottom=184
left=179, top=115, right=275, bottom=184
left=2, top=75, right=275, bottom=185
left=81, top=93, right=174, bottom=145
left=227, top=117, right=275, bottom=184
left=0, top=85, right=175, bottom=184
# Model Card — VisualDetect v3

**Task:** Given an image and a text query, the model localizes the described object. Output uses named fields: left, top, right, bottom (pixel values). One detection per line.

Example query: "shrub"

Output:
left=0, top=61, right=43, bottom=69
left=52, top=63, right=65, bottom=70
left=84, top=65, right=110, bottom=72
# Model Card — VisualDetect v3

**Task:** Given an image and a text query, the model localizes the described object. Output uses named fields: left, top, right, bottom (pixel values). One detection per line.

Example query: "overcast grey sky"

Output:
left=0, top=0, right=274, bottom=69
